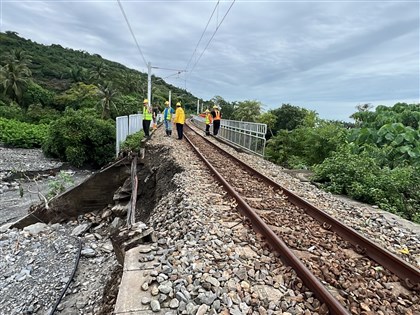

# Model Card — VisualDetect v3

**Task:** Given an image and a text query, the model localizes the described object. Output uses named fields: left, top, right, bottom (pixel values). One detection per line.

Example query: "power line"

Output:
left=184, top=0, right=220, bottom=72
left=187, top=0, right=236, bottom=79
left=152, top=66, right=186, bottom=72
left=163, top=72, right=182, bottom=80
left=116, top=0, right=148, bottom=68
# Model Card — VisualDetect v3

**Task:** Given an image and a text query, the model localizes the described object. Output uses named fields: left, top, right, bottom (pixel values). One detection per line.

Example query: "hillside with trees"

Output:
left=1, top=31, right=419, bottom=222
left=0, top=31, right=198, bottom=114
left=0, top=31, right=198, bottom=166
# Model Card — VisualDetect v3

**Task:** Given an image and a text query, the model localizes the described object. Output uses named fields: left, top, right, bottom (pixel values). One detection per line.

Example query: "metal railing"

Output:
left=116, top=114, right=143, bottom=156
left=191, top=115, right=267, bottom=157
left=116, top=113, right=164, bottom=155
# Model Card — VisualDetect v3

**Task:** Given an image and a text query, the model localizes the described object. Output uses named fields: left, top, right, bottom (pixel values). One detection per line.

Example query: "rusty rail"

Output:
left=184, top=130, right=351, bottom=315
left=184, top=123, right=420, bottom=290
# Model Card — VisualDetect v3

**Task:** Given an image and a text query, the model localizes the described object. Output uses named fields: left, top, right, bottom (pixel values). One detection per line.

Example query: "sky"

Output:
left=1, top=0, right=419, bottom=121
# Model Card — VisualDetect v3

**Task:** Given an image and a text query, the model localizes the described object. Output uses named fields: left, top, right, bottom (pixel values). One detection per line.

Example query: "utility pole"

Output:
left=197, top=99, right=200, bottom=114
left=147, top=62, right=152, bottom=105
left=169, top=90, right=172, bottom=106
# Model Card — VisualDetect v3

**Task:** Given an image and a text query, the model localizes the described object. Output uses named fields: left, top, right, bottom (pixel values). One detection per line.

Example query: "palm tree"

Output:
left=0, top=62, right=32, bottom=103
left=121, top=72, right=141, bottom=94
left=69, top=67, right=87, bottom=83
left=4, top=48, right=32, bottom=65
left=98, top=82, right=117, bottom=119
left=90, top=62, right=107, bottom=82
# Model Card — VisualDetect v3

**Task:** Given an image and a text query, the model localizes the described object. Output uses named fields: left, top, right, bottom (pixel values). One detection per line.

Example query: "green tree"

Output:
left=257, top=112, right=276, bottom=137
left=54, top=82, right=99, bottom=111
left=89, top=61, right=107, bottom=82
left=4, top=48, right=32, bottom=65
left=270, top=104, right=308, bottom=133
left=22, top=81, right=54, bottom=107
left=25, top=103, right=60, bottom=124
left=98, top=82, right=118, bottom=119
left=210, top=95, right=234, bottom=119
left=114, top=95, right=140, bottom=116
left=43, top=109, right=115, bottom=167
left=121, top=72, right=142, bottom=94
left=233, top=100, right=262, bottom=122
left=69, top=66, right=87, bottom=83
left=0, top=62, right=32, bottom=104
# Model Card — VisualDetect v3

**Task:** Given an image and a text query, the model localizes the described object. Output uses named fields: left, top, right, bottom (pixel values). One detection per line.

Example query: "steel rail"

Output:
left=184, top=123, right=420, bottom=290
left=183, top=130, right=351, bottom=315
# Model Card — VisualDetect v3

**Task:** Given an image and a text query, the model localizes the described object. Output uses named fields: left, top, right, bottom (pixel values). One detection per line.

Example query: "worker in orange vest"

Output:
left=211, top=105, right=221, bottom=136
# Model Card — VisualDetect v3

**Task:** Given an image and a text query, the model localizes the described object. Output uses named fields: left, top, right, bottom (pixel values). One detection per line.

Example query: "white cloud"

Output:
left=1, top=0, right=419, bottom=121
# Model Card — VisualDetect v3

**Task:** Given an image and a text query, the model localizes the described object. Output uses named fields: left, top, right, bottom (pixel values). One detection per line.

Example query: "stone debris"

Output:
left=1, top=124, right=419, bottom=314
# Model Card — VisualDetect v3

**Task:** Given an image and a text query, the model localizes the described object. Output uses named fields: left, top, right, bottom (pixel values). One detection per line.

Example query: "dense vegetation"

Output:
left=1, top=31, right=418, bottom=222
left=0, top=31, right=198, bottom=166
left=265, top=103, right=420, bottom=223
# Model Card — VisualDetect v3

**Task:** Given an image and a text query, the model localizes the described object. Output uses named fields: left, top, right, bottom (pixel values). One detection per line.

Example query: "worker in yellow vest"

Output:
left=204, top=109, right=213, bottom=136
left=173, top=102, right=185, bottom=140
left=142, top=99, right=153, bottom=137
left=163, top=100, right=175, bottom=136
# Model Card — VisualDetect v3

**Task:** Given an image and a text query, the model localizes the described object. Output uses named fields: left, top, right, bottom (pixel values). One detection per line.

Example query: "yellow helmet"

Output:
left=143, top=99, right=148, bottom=104
left=176, top=102, right=181, bottom=107
left=213, top=105, right=218, bottom=109
left=165, top=101, right=169, bottom=105
left=205, top=109, right=210, bottom=113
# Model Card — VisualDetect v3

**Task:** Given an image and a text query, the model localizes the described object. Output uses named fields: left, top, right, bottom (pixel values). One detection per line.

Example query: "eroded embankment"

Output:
left=0, top=143, right=183, bottom=315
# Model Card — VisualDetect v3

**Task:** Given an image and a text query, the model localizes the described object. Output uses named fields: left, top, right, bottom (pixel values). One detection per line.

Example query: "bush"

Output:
left=0, top=117, right=48, bottom=148
left=120, top=130, right=144, bottom=153
left=0, top=102, right=25, bottom=121
left=22, top=82, right=55, bottom=107
left=312, top=144, right=420, bottom=222
left=42, top=109, right=115, bottom=167
left=265, top=121, right=347, bottom=168
left=25, top=103, right=61, bottom=124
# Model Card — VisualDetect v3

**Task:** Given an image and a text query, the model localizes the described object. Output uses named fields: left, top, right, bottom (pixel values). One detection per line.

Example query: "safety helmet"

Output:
left=213, top=105, right=218, bottom=109
left=205, top=109, right=210, bottom=113
left=165, top=101, right=169, bottom=105
left=176, top=102, right=181, bottom=107
left=143, top=99, right=148, bottom=104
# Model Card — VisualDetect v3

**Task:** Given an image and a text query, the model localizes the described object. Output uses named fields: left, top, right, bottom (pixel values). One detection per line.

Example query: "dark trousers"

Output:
left=176, top=123, right=184, bottom=139
left=205, top=124, right=211, bottom=136
left=143, top=119, right=151, bottom=137
left=213, top=120, right=221, bottom=135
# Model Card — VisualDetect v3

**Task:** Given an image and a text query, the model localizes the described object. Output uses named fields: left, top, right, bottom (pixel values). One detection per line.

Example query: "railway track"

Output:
left=183, top=123, right=420, bottom=315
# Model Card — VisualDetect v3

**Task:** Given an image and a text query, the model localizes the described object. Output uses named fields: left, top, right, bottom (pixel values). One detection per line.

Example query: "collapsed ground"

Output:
left=0, top=145, right=182, bottom=314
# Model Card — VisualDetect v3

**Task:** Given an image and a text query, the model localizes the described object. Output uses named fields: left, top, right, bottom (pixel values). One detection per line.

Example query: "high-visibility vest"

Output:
left=214, top=110, right=221, bottom=120
left=205, top=113, right=212, bottom=124
left=143, top=105, right=152, bottom=120
left=164, top=108, right=172, bottom=120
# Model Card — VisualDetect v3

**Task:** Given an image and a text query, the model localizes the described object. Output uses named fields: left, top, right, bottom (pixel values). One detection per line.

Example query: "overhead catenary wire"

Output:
left=163, top=71, right=182, bottom=80
left=185, top=0, right=220, bottom=72
left=187, top=0, right=236, bottom=79
left=116, top=0, right=148, bottom=68
left=152, top=66, right=186, bottom=73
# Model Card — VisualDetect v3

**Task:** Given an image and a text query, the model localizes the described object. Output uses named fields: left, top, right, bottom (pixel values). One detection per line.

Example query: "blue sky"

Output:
left=1, top=0, right=419, bottom=121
